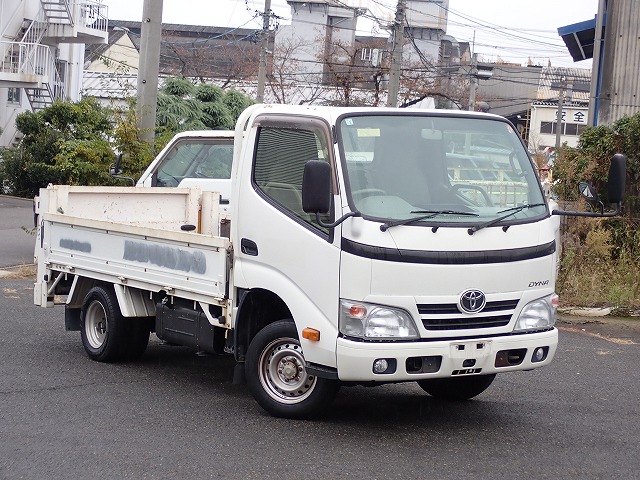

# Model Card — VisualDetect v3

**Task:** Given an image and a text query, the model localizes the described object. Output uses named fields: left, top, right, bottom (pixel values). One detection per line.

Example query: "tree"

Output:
left=155, top=77, right=254, bottom=133
left=0, top=80, right=254, bottom=197
left=554, top=114, right=639, bottom=215
left=267, top=36, right=328, bottom=105
left=321, top=38, right=388, bottom=106
left=164, top=39, right=260, bottom=87
left=1, top=98, right=115, bottom=197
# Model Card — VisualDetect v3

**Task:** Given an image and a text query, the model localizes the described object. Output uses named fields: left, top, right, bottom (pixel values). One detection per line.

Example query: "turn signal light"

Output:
left=348, top=305, right=367, bottom=318
left=302, top=328, right=320, bottom=342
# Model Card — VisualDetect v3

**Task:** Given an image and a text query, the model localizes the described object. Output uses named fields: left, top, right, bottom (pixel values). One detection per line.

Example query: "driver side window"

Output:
left=253, top=125, right=330, bottom=230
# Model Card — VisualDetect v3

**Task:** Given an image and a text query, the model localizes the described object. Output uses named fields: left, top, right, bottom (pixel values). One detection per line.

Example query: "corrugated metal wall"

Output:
left=598, top=0, right=640, bottom=124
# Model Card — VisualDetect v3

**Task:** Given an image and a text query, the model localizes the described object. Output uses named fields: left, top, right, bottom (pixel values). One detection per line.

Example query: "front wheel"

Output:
left=417, top=374, right=496, bottom=401
left=245, top=320, right=340, bottom=419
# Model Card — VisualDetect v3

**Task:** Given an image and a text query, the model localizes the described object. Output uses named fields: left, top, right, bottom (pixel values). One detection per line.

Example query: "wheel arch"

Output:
left=233, top=288, right=292, bottom=362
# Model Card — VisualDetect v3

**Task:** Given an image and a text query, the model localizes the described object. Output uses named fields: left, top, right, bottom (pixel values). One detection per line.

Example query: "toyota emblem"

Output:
left=458, top=289, right=486, bottom=314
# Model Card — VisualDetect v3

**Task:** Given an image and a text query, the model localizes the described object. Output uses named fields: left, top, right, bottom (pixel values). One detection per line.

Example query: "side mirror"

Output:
left=608, top=153, right=626, bottom=204
left=110, top=153, right=123, bottom=176
left=552, top=153, right=626, bottom=218
left=578, top=181, right=604, bottom=212
left=302, top=160, right=331, bottom=214
left=109, top=153, right=135, bottom=186
left=302, top=160, right=361, bottom=228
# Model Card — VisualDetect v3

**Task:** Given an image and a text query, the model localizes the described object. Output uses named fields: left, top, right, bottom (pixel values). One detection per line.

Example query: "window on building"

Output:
left=564, top=123, right=578, bottom=136
left=8, top=88, right=21, bottom=104
left=540, top=121, right=554, bottom=134
left=361, top=48, right=372, bottom=62
left=540, top=121, right=584, bottom=136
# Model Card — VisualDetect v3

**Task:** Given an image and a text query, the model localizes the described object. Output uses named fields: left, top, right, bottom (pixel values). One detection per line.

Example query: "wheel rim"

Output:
left=258, top=336, right=317, bottom=405
left=85, top=300, right=107, bottom=349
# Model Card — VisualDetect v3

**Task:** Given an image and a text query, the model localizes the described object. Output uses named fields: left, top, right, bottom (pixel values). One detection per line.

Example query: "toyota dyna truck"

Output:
left=33, top=104, right=626, bottom=419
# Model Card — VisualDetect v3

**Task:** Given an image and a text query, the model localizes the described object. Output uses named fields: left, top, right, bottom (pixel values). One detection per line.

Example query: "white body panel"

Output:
left=34, top=185, right=230, bottom=316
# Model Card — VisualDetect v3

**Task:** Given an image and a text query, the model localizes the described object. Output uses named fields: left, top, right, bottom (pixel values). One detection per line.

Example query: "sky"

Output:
left=103, top=0, right=598, bottom=69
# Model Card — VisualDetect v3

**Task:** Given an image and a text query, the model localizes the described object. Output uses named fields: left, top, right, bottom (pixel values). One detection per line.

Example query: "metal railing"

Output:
left=20, top=9, right=48, bottom=44
left=40, top=1, right=108, bottom=33
left=74, top=1, right=108, bottom=33
left=0, top=41, right=65, bottom=100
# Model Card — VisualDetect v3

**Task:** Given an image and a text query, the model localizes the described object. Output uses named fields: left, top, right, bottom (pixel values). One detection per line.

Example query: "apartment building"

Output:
left=0, top=0, right=108, bottom=147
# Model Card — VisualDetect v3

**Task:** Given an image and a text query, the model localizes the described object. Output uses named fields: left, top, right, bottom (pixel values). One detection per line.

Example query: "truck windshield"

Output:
left=339, top=114, right=546, bottom=226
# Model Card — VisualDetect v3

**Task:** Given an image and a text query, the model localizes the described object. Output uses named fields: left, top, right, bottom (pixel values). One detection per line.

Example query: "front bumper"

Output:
left=336, top=328, right=558, bottom=382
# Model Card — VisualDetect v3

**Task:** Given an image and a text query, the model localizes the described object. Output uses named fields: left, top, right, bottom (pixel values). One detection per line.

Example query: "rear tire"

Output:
left=417, top=374, right=496, bottom=401
left=80, top=286, right=150, bottom=362
left=245, top=320, right=340, bottom=419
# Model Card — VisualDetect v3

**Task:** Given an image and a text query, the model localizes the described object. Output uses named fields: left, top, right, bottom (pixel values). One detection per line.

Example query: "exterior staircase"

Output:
left=40, top=0, right=74, bottom=26
left=0, top=9, right=64, bottom=111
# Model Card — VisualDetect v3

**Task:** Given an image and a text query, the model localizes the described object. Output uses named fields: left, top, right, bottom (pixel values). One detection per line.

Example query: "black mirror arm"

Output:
left=552, top=202, right=623, bottom=218
left=315, top=211, right=361, bottom=228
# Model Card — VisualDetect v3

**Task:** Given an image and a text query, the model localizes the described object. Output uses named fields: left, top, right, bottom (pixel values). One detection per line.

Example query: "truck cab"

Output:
left=229, top=105, right=564, bottom=416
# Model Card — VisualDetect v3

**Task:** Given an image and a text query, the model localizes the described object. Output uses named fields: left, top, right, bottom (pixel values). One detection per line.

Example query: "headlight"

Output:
left=514, top=293, right=558, bottom=332
left=339, top=300, right=419, bottom=340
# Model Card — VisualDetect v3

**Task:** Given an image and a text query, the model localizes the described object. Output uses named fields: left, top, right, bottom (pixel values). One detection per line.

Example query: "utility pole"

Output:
left=468, top=53, right=477, bottom=111
left=555, top=76, right=566, bottom=155
left=386, top=0, right=406, bottom=107
left=137, top=0, right=163, bottom=144
left=256, top=0, right=272, bottom=103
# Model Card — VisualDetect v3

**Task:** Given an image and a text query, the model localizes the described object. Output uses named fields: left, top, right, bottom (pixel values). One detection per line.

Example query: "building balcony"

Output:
left=42, top=1, right=108, bottom=45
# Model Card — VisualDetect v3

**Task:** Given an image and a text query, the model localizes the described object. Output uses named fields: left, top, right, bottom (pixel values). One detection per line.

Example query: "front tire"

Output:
left=417, top=374, right=496, bottom=401
left=245, top=320, right=340, bottom=419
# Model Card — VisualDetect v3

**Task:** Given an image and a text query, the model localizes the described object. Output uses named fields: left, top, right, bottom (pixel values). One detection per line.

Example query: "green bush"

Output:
left=2, top=79, right=254, bottom=196
left=554, top=112, right=640, bottom=313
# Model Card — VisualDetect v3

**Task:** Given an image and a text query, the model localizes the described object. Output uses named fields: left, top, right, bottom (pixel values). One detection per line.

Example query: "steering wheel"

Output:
left=451, top=184, right=494, bottom=206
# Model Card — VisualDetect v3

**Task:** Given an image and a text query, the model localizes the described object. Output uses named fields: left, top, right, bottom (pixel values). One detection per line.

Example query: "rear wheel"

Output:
left=80, top=286, right=150, bottom=362
left=245, top=320, right=340, bottom=419
left=417, top=374, right=496, bottom=401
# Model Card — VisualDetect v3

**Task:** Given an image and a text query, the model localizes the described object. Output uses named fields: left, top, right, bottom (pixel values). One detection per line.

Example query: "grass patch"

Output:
left=557, top=217, right=640, bottom=314
left=0, top=264, right=36, bottom=280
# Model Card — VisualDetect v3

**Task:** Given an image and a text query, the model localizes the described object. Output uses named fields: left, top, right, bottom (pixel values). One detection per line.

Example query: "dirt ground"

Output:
left=557, top=314, right=640, bottom=345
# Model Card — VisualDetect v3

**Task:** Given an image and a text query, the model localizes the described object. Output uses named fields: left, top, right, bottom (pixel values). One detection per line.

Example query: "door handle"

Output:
left=240, top=238, right=258, bottom=256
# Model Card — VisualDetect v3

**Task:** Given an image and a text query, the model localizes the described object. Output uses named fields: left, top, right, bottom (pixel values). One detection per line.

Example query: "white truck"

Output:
left=33, top=104, right=626, bottom=419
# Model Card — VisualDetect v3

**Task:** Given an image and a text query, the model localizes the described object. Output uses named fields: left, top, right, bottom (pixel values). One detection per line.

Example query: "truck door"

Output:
left=234, top=116, right=341, bottom=366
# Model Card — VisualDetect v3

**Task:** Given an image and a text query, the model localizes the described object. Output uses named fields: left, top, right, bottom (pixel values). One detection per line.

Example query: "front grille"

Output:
left=418, top=299, right=519, bottom=331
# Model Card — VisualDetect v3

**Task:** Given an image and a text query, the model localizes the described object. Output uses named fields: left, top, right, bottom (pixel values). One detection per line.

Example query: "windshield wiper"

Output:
left=380, top=210, right=478, bottom=232
left=467, top=203, right=547, bottom=235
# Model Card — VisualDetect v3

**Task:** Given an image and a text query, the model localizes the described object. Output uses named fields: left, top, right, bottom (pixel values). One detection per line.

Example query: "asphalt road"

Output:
left=0, top=195, right=35, bottom=268
left=1, top=277, right=639, bottom=480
